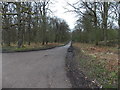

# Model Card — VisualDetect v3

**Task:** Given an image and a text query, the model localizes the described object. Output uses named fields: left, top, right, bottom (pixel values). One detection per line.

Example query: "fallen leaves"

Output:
left=74, top=43, right=118, bottom=72
left=73, top=43, right=118, bottom=88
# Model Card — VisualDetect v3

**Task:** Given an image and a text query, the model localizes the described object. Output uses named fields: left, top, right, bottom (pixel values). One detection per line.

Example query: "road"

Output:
left=0, top=53, right=2, bottom=89
left=2, top=43, right=71, bottom=88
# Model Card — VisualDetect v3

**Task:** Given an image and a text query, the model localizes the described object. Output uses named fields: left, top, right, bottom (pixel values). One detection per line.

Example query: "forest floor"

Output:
left=1, top=43, right=65, bottom=53
left=72, top=43, right=118, bottom=88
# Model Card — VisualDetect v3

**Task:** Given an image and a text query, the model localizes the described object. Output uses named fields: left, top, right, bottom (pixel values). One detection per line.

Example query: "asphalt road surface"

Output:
left=0, top=53, right=2, bottom=89
left=2, top=43, right=71, bottom=88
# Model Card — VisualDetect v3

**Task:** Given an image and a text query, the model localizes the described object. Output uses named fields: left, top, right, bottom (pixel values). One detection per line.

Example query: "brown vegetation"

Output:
left=73, top=43, right=118, bottom=88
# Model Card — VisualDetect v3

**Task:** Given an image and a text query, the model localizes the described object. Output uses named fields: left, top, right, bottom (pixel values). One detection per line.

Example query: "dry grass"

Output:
left=2, top=42, right=64, bottom=52
left=73, top=43, right=118, bottom=88
left=9, top=42, right=63, bottom=47
left=73, top=43, right=118, bottom=72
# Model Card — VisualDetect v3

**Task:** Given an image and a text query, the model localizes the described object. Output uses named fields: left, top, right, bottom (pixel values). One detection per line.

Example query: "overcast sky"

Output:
left=50, top=0, right=119, bottom=30
left=50, top=0, right=78, bottom=30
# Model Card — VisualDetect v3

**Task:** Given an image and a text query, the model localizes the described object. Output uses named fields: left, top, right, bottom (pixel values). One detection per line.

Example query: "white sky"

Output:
left=50, top=0, right=78, bottom=30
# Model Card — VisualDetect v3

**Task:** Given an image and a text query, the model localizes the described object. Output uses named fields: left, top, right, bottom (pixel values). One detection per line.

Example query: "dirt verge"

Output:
left=65, top=46, right=99, bottom=88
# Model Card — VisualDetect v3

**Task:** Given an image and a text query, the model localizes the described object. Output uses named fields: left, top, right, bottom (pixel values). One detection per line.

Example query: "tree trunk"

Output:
left=16, top=2, right=22, bottom=48
left=103, top=2, right=109, bottom=45
left=42, top=2, right=46, bottom=45
left=118, top=7, right=120, bottom=29
left=118, top=2, right=120, bottom=49
left=3, top=3, right=11, bottom=46
left=27, top=2, right=31, bottom=46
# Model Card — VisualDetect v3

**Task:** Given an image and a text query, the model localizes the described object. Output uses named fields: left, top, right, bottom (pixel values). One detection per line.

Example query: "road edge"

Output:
left=2, top=43, right=68, bottom=53
left=65, top=46, right=99, bottom=88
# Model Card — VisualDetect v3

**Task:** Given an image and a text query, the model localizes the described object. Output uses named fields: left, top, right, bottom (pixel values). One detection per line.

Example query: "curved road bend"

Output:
left=2, top=43, right=71, bottom=88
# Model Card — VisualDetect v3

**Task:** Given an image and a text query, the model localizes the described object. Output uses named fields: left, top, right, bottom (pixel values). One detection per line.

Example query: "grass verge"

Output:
left=73, top=43, right=118, bottom=88
left=2, top=43, right=65, bottom=53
